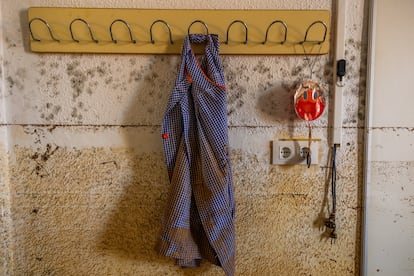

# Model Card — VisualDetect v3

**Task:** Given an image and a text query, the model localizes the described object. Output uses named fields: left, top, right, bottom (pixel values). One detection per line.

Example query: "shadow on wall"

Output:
left=19, top=9, right=31, bottom=53
left=256, top=82, right=298, bottom=124
left=96, top=56, right=220, bottom=274
left=96, top=153, right=168, bottom=263
left=97, top=56, right=173, bottom=265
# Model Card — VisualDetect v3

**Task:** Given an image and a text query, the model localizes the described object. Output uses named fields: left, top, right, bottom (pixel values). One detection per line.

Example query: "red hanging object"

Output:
left=294, top=80, right=326, bottom=121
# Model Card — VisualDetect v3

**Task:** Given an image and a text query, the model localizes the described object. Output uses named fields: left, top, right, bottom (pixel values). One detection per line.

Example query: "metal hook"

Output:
left=225, top=20, right=248, bottom=45
left=262, top=20, right=287, bottom=45
left=69, top=18, right=98, bottom=43
left=110, top=19, right=136, bottom=44
left=150, top=20, right=174, bottom=44
left=302, top=20, right=327, bottom=44
left=28, top=18, right=60, bottom=42
left=187, top=20, right=209, bottom=36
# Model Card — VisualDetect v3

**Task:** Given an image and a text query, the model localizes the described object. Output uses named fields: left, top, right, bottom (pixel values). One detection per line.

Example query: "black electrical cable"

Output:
left=331, top=144, right=337, bottom=215
left=325, top=144, right=338, bottom=242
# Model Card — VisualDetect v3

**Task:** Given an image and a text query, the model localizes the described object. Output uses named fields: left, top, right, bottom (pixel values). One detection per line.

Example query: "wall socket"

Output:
left=272, top=139, right=319, bottom=165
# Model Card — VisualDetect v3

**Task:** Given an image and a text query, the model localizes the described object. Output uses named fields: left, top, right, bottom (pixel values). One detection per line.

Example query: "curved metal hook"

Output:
left=187, top=20, right=209, bottom=36
left=225, top=20, right=248, bottom=45
left=28, top=17, right=60, bottom=42
left=150, top=20, right=174, bottom=44
left=262, top=20, right=287, bottom=45
left=302, top=20, right=327, bottom=44
left=110, top=19, right=136, bottom=44
left=69, top=18, right=98, bottom=43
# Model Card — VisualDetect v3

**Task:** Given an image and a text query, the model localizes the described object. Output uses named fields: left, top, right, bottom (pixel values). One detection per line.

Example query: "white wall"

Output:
left=364, top=0, right=414, bottom=274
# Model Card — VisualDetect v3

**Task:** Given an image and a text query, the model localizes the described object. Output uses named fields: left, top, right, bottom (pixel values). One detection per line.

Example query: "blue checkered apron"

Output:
left=158, top=34, right=235, bottom=276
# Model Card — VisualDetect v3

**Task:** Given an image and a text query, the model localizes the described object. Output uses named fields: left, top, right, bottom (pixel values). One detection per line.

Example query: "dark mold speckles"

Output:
left=105, top=77, right=113, bottom=85
left=253, top=60, right=271, bottom=75
left=323, top=66, right=333, bottom=80
left=6, top=76, right=23, bottom=93
left=6, top=76, right=15, bottom=89
left=112, top=81, right=127, bottom=92
left=38, top=60, right=47, bottom=67
left=34, top=60, right=62, bottom=97
left=344, top=38, right=366, bottom=81
left=226, top=83, right=246, bottom=116
left=63, top=59, right=118, bottom=107
left=291, top=65, right=303, bottom=77
left=40, top=111, right=55, bottom=121
left=70, top=75, right=86, bottom=98
left=222, top=61, right=249, bottom=116
left=49, top=62, right=59, bottom=69
left=30, top=143, right=60, bottom=178
left=96, top=62, right=108, bottom=77
left=5, top=36, right=16, bottom=48
left=86, top=69, right=96, bottom=78
left=343, top=37, right=368, bottom=126
left=129, top=70, right=143, bottom=83
left=144, top=72, right=159, bottom=88
left=23, top=127, right=46, bottom=144
left=71, top=107, right=83, bottom=122
left=40, top=103, right=62, bottom=122
left=293, top=59, right=319, bottom=81
left=52, top=105, right=61, bottom=115
left=252, top=60, right=274, bottom=81
left=404, top=196, right=414, bottom=208
left=46, top=74, right=62, bottom=97
left=346, top=38, right=362, bottom=51
left=7, top=67, right=27, bottom=91
left=129, top=58, right=137, bottom=66
left=66, top=61, right=87, bottom=100
left=66, top=60, right=80, bottom=72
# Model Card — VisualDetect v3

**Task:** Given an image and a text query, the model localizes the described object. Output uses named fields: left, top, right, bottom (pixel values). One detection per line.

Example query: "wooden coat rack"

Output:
left=28, top=8, right=330, bottom=55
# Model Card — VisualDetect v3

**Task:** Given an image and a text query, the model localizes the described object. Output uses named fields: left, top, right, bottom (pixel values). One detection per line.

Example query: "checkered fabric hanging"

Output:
left=158, top=34, right=235, bottom=276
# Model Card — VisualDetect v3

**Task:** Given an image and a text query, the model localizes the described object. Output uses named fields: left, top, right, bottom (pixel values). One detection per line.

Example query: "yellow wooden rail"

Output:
left=28, top=8, right=330, bottom=55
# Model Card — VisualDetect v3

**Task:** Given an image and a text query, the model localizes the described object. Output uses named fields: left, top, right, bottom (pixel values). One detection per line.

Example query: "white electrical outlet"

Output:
left=272, top=139, right=319, bottom=165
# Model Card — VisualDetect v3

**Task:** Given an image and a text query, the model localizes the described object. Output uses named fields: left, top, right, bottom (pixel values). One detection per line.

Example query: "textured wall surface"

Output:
left=0, top=0, right=368, bottom=275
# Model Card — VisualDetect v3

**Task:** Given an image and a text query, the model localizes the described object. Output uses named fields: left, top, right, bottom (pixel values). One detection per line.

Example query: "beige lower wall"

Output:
left=4, top=126, right=363, bottom=275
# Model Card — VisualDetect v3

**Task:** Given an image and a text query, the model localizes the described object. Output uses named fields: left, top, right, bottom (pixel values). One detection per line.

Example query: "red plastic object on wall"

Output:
left=294, top=80, right=326, bottom=121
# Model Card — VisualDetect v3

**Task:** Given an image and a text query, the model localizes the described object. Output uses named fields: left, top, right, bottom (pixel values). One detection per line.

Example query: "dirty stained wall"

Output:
left=0, top=0, right=368, bottom=275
